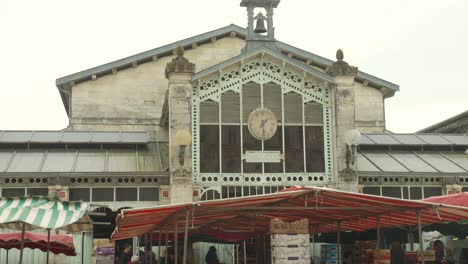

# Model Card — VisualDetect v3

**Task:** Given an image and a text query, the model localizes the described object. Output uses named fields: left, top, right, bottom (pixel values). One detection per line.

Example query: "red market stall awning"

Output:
left=112, top=186, right=468, bottom=241
left=423, top=192, right=468, bottom=207
left=0, top=232, right=76, bottom=256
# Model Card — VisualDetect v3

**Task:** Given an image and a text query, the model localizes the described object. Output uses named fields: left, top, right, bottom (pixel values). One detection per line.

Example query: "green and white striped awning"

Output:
left=0, top=196, right=92, bottom=232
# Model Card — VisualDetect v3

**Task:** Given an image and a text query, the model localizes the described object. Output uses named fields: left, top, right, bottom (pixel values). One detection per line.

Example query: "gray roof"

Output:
left=0, top=142, right=168, bottom=173
left=418, top=110, right=468, bottom=133
left=0, top=131, right=150, bottom=144
left=192, top=45, right=335, bottom=83
left=55, top=24, right=399, bottom=116
left=359, top=133, right=468, bottom=146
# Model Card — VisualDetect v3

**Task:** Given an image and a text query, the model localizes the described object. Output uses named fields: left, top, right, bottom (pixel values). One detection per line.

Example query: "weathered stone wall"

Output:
left=354, top=83, right=385, bottom=133
left=69, top=37, right=246, bottom=140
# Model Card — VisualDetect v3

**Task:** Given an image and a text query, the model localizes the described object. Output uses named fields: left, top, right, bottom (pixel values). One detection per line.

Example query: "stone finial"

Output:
left=327, top=48, right=358, bottom=77
left=165, top=46, right=195, bottom=78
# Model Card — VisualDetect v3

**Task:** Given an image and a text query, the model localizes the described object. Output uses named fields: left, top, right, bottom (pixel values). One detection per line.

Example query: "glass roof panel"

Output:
left=92, top=132, right=120, bottom=143
left=356, top=154, right=380, bottom=171
left=138, top=149, right=160, bottom=172
left=61, top=132, right=91, bottom=143
left=358, top=135, right=375, bottom=145
left=390, top=134, right=426, bottom=145
left=0, top=150, right=14, bottom=172
left=416, top=153, right=465, bottom=173
left=441, top=135, right=468, bottom=145
left=30, top=131, right=61, bottom=142
left=74, top=150, right=106, bottom=172
left=107, top=150, right=137, bottom=172
left=41, top=151, right=76, bottom=172
left=443, top=153, right=468, bottom=171
left=157, top=142, right=169, bottom=171
left=415, top=134, right=451, bottom=145
left=366, top=134, right=400, bottom=145
left=362, top=152, right=409, bottom=172
left=0, top=131, right=31, bottom=142
left=7, top=151, right=45, bottom=172
left=390, top=153, right=437, bottom=172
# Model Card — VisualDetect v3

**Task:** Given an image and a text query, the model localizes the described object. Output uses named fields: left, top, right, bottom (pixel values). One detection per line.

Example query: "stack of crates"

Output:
left=271, top=234, right=310, bottom=264
left=320, top=244, right=341, bottom=264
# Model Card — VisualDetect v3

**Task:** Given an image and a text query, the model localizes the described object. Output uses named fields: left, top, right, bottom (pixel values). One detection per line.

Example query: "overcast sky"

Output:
left=0, top=0, right=467, bottom=132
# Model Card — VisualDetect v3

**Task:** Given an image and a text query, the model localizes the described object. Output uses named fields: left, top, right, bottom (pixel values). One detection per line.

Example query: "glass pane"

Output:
left=440, top=135, right=468, bottom=145
left=391, top=134, right=426, bottom=145
left=264, top=126, right=282, bottom=173
left=120, top=132, right=148, bottom=143
left=27, top=188, right=49, bottom=196
left=363, top=187, right=380, bottom=196
left=423, top=187, right=442, bottom=198
left=107, top=150, right=137, bottom=172
left=138, top=144, right=160, bottom=172
left=417, top=153, right=465, bottom=173
left=242, top=83, right=261, bottom=121
left=444, top=153, right=468, bottom=171
left=92, top=132, right=120, bottom=143
left=116, top=188, right=137, bottom=201
left=61, top=131, right=91, bottom=143
left=41, top=151, right=75, bottom=172
left=200, top=100, right=219, bottom=124
left=0, top=151, right=13, bottom=172
left=31, top=131, right=61, bottom=142
left=243, top=125, right=261, bottom=173
left=200, top=126, right=219, bottom=173
left=415, top=134, right=451, bottom=145
left=0, top=131, right=31, bottom=142
left=358, top=135, right=375, bottom=145
left=402, top=187, right=409, bottom=199
left=390, top=153, right=437, bottom=172
left=285, top=126, right=304, bottom=172
left=410, top=187, right=422, bottom=200
left=366, top=134, right=400, bottom=145
left=304, top=102, right=323, bottom=125
left=157, top=142, right=169, bottom=171
left=92, top=188, right=114, bottom=202
left=221, top=92, right=240, bottom=123
left=284, top=93, right=302, bottom=124
left=356, top=154, right=380, bottom=172
left=8, top=151, right=45, bottom=172
left=75, top=150, right=106, bottom=172
left=139, top=188, right=159, bottom=201
left=362, top=152, right=408, bottom=172
left=382, top=187, right=401, bottom=198
left=222, top=126, right=241, bottom=173
left=2, top=188, right=25, bottom=197
left=264, top=83, right=282, bottom=123
left=70, top=188, right=90, bottom=202
left=305, top=126, right=324, bottom=172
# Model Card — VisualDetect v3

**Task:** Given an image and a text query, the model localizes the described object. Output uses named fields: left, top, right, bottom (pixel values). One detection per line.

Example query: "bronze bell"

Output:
left=254, top=12, right=267, bottom=34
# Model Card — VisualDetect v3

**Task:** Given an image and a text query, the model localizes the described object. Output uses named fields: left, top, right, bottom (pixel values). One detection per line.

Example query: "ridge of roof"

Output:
left=55, top=24, right=400, bottom=115
left=417, top=110, right=468, bottom=133
left=192, top=45, right=335, bottom=83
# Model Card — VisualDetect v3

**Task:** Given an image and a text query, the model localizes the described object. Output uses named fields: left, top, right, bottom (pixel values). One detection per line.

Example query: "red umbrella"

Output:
left=0, top=232, right=76, bottom=256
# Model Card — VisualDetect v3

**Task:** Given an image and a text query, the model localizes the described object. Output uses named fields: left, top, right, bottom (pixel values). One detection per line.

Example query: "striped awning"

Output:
left=112, top=186, right=468, bottom=241
left=0, top=196, right=92, bottom=232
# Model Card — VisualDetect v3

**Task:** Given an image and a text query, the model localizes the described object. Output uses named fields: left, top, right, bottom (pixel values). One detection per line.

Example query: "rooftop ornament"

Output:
left=341, top=129, right=361, bottom=182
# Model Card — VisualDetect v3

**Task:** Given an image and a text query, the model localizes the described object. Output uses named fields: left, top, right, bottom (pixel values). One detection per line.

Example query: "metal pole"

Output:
left=377, top=215, right=381, bottom=264
left=165, top=229, right=169, bottom=264
left=158, top=229, right=162, bottom=264
left=19, top=223, right=25, bottom=264
left=150, top=231, right=153, bottom=264
left=236, top=244, right=240, bottom=264
left=174, top=215, right=178, bottom=264
left=81, top=232, right=85, bottom=264
left=243, top=240, right=247, bottom=264
left=417, top=210, right=424, bottom=264
left=183, top=210, right=189, bottom=264
left=6, top=249, right=8, bottom=264
left=337, top=222, right=341, bottom=264
left=46, top=229, right=51, bottom=264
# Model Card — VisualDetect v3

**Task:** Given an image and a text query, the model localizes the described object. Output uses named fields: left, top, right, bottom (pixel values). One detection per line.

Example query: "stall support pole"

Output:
left=417, top=210, right=424, bottom=264
left=165, top=229, right=169, bottom=264
left=243, top=240, right=247, bottom=264
left=150, top=232, right=153, bottom=264
left=19, top=223, right=25, bottom=264
left=158, top=229, right=162, bottom=264
left=81, top=232, right=85, bottom=264
left=46, top=228, right=51, bottom=264
left=174, top=215, right=178, bottom=264
left=408, top=227, right=414, bottom=251
left=337, top=222, right=341, bottom=263
left=183, top=210, right=189, bottom=264
left=377, top=215, right=381, bottom=264
left=236, top=244, right=239, bottom=264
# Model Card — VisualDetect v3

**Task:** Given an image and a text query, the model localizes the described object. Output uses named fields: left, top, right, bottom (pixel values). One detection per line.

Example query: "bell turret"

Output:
left=254, top=12, right=267, bottom=34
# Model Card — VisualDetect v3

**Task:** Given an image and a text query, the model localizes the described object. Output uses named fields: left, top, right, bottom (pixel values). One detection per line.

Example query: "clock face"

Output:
left=247, top=108, right=278, bottom=140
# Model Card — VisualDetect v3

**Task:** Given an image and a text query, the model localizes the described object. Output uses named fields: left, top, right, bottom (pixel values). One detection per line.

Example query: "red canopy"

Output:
left=423, top=192, right=468, bottom=207
left=0, top=232, right=76, bottom=256
left=112, top=186, right=468, bottom=241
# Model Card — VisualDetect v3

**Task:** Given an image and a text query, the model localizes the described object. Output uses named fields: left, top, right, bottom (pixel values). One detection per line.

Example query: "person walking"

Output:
left=118, top=243, right=132, bottom=264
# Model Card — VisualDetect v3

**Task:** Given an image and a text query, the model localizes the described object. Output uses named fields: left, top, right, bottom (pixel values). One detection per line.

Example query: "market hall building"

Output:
left=1, top=0, right=468, bottom=261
